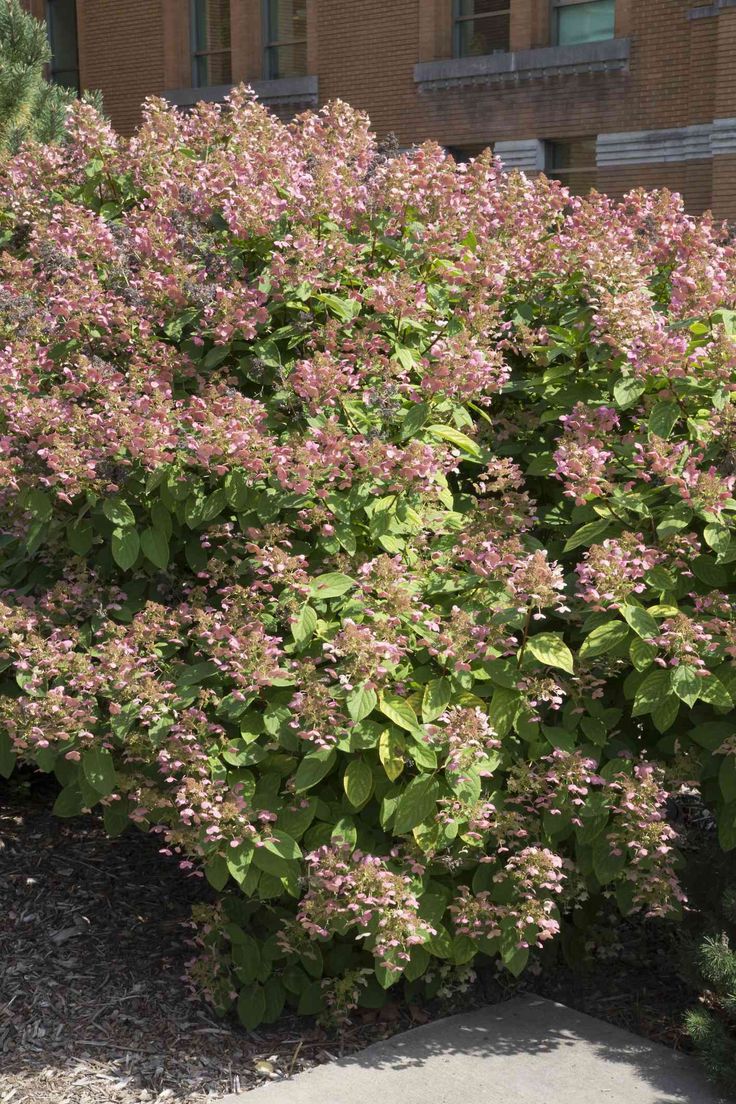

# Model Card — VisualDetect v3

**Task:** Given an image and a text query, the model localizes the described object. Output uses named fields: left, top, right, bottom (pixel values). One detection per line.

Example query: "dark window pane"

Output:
left=456, top=14, right=509, bottom=56
left=556, top=0, right=615, bottom=46
left=265, top=0, right=307, bottom=44
left=192, top=0, right=232, bottom=87
left=265, top=41, right=308, bottom=80
left=545, top=138, right=597, bottom=194
left=264, top=0, right=307, bottom=79
left=447, top=142, right=494, bottom=163
left=46, top=0, right=79, bottom=92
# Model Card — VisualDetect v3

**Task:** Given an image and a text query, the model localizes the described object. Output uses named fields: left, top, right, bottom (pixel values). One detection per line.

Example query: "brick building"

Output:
left=25, top=1, right=736, bottom=219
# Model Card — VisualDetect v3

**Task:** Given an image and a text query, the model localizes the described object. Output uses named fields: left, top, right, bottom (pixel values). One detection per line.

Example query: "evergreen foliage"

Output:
left=0, top=0, right=80, bottom=152
left=687, top=893, right=736, bottom=1094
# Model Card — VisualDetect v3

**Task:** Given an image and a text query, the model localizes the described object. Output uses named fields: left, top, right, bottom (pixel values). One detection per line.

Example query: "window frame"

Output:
left=452, top=0, right=511, bottom=59
left=262, top=0, right=308, bottom=81
left=190, top=0, right=232, bottom=89
left=550, top=0, right=616, bottom=48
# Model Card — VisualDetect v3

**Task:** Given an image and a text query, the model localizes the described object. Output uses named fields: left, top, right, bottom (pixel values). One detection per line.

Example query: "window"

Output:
left=191, top=0, right=232, bottom=88
left=545, top=138, right=597, bottom=194
left=264, top=0, right=308, bottom=81
left=46, top=0, right=79, bottom=92
left=446, top=143, right=494, bottom=164
left=454, top=0, right=510, bottom=58
left=552, top=0, right=615, bottom=47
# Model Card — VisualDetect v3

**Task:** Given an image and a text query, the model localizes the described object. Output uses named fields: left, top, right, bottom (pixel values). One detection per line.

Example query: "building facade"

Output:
left=25, top=1, right=736, bottom=219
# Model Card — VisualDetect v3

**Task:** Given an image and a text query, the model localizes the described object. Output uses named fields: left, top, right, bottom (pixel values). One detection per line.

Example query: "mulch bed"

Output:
left=0, top=772, right=708, bottom=1103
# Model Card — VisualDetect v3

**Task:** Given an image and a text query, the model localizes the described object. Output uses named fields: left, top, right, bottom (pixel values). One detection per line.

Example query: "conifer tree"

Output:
left=0, top=0, right=79, bottom=152
left=686, top=906, right=736, bottom=1095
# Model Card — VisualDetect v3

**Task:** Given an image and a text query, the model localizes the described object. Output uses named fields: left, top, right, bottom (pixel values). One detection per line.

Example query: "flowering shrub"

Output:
left=2, top=89, right=736, bottom=1026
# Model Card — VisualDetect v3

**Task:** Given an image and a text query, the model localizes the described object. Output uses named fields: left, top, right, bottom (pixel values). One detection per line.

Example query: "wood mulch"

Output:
left=1, top=776, right=432, bottom=1104
left=0, top=772, right=709, bottom=1103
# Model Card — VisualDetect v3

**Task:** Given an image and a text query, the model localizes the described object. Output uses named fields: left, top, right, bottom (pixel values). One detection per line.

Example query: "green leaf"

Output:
left=699, top=673, right=733, bottom=711
left=632, top=668, right=670, bottom=717
left=375, top=962, right=401, bottom=989
left=140, top=526, right=169, bottom=570
left=203, top=344, right=230, bottom=370
left=563, top=519, right=611, bottom=553
left=656, top=504, right=693, bottom=538
left=648, top=401, right=679, bottom=439
left=487, top=688, right=521, bottom=737
left=296, top=980, right=325, bottom=1016
left=422, top=678, right=452, bottom=723
left=526, top=633, right=574, bottom=674
left=579, top=621, right=629, bottom=660
left=66, top=520, right=93, bottom=556
left=204, top=854, right=229, bottom=891
left=671, top=665, right=700, bottom=708
left=224, top=844, right=254, bottom=884
left=187, top=487, right=228, bottom=526
left=25, top=488, right=52, bottom=521
left=231, top=934, right=261, bottom=984
left=82, top=747, right=118, bottom=796
left=52, top=784, right=86, bottom=818
left=103, top=800, right=130, bottom=837
left=378, top=729, right=405, bottom=781
left=704, top=524, right=731, bottom=555
left=613, top=376, right=645, bottom=409
left=652, top=694, right=679, bottom=734
left=103, top=497, right=135, bottom=528
left=292, top=604, right=318, bottom=647
left=294, top=747, right=337, bottom=792
left=393, top=776, right=439, bottom=834
left=400, top=402, right=429, bottom=440
left=309, top=573, right=356, bottom=599
left=315, top=293, right=361, bottom=322
left=331, top=816, right=358, bottom=849
left=592, top=834, right=626, bottom=885
left=347, top=684, right=378, bottom=724
left=343, top=759, right=374, bottom=808
left=690, top=721, right=735, bottom=750
left=426, top=424, right=481, bottom=459
left=379, top=692, right=420, bottom=733
left=692, top=556, right=728, bottom=587
left=0, top=730, right=16, bottom=779
left=720, top=756, right=736, bottom=805
left=237, top=984, right=266, bottom=1031
left=261, top=980, right=286, bottom=1020
left=620, top=604, right=659, bottom=641
left=111, top=526, right=140, bottom=570
left=263, top=830, right=302, bottom=862
left=502, top=945, right=529, bottom=978
left=719, top=811, right=736, bottom=852
left=630, top=636, right=657, bottom=672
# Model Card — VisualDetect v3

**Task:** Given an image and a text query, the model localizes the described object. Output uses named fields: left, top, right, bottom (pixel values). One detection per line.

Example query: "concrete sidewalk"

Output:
left=219, top=995, right=726, bottom=1104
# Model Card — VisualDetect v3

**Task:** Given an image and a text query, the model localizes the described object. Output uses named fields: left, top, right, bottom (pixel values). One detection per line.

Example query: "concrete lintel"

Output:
left=165, top=76, right=318, bottom=109
left=597, top=118, right=736, bottom=166
left=414, top=38, right=630, bottom=90
left=689, top=0, right=736, bottom=18
left=711, top=116, right=736, bottom=156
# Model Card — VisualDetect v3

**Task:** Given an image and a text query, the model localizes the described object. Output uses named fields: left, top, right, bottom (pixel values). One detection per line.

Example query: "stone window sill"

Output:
left=414, top=38, right=630, bottom=90
left=165, top=75, right=318, bottom=109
